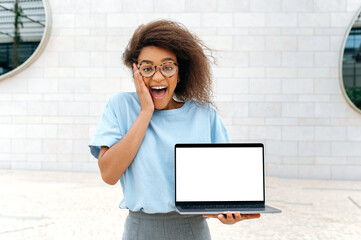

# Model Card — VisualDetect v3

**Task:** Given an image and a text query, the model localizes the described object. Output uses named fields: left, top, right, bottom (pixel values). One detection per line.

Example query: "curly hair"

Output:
left=123, top=20, right=214, bottom=105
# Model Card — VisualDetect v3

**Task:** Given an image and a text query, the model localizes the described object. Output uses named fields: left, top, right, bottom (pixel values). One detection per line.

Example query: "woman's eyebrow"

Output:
left=139, top=60, right=153, bottom=64
left=161, top=57, right=176, bottom=62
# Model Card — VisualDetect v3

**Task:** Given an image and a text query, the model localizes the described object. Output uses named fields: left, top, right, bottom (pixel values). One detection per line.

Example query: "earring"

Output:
left=177, top=79, right=180, bottom=83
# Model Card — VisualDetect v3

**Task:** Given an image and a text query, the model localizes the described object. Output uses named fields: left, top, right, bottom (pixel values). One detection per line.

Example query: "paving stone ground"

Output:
left=0, top=169, right=360, bottom=240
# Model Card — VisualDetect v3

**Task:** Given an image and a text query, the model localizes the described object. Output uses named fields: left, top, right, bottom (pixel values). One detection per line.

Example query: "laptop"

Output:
left=174, top=143, right=281, bottom=214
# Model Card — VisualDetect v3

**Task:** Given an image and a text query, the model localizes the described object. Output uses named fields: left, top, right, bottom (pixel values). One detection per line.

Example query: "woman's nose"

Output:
left=152, top=67, right=164, bottom=80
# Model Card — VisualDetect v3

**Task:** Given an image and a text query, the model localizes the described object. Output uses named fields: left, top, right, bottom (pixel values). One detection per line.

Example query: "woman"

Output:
left=89, top=20, right=260, bottom=240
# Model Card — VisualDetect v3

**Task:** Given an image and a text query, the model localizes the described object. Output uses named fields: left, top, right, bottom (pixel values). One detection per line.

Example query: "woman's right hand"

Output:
left=99, top=64, right=155, bottom=185
left=133, top=63, right=154, bottom=113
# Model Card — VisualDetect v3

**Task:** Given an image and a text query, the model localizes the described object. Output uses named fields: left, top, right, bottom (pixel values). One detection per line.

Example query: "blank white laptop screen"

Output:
left=176, top=147, right=264, bottom=202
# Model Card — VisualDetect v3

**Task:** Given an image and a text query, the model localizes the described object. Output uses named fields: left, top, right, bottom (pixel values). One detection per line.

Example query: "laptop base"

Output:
left=176, top=205, right=281, bottom=214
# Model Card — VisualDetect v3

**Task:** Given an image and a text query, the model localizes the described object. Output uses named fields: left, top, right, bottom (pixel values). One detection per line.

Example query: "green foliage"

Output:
left=346, top=86, right=361, bottom=109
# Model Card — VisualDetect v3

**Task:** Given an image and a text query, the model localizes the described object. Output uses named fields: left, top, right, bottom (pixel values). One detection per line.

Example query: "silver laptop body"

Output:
left=175, top=143, right=281, bottom=214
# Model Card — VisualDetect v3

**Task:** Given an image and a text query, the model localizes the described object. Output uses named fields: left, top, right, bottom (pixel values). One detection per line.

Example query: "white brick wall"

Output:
left=0, top=0, right=360, bottom=179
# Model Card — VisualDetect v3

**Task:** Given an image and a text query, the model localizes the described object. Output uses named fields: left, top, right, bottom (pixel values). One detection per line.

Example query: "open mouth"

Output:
left=150, top=86, right=168, bottom=99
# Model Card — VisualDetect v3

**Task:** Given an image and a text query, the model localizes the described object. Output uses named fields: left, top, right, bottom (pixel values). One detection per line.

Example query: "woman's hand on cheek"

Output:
left=133, top=63, right=154, bottom=113
left=203, top=212, right=261, bottom=225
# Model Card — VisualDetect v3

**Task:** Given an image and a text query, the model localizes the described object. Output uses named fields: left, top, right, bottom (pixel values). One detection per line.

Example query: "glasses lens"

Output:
left=161, top=63, right=177, bottom=77
left=139, top=64, right=155, bottom=77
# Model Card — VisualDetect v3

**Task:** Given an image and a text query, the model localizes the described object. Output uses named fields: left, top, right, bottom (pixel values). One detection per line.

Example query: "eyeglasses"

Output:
left=137, top=61, right=178, bottom=78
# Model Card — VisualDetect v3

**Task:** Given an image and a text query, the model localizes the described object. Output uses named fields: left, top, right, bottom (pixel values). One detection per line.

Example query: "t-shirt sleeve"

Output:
left=88, top=97, right=123, bottom=159
left=210, top=109, right=230, bottom=143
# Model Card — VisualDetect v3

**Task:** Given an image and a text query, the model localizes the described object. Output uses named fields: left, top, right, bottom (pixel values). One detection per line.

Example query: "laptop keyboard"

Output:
left=181, top=204, right=264, bottom=209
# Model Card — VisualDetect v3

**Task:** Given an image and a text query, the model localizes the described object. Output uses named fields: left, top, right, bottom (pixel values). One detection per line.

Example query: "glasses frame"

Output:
left=136, top=61, right=178, bottom=78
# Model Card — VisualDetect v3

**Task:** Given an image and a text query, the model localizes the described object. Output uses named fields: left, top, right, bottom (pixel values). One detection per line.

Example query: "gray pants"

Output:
left=122, top=211, right=212, bottom=240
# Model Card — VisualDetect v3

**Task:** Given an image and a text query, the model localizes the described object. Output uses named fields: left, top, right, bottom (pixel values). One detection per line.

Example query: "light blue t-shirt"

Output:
left=89, top=92, right=229, bottom=213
